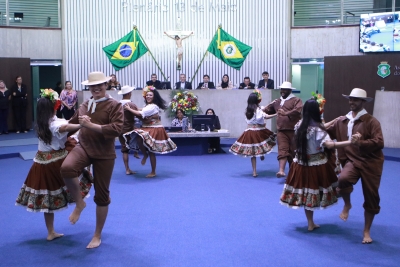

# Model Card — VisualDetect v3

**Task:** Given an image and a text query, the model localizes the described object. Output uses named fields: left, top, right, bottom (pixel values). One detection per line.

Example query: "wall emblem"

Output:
left=377, top=61, right=390, bottom=78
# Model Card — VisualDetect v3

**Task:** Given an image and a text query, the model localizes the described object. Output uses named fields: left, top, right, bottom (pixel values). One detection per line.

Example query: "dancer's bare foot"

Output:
left=252, top=172, right=258, bottom=177
left=69, top=202, right=86, bottom=225
left=146, top=172, right=156, bottom=178
left=308, top=223, right=320, bottom=231
left=134, top=153, right=140, bottom=159
left=47, top=232, right=64, bottom=241
left=339, top=205, right=352, bottom=221
left=276, top=171, right=286, bottom=178
left=86, top=236, right=101, bottom=249
left=362, top=231, right=373, bottom=244
left=126, top=169, right=136, bottom=175
left=141, top=153, right=148, bottom=165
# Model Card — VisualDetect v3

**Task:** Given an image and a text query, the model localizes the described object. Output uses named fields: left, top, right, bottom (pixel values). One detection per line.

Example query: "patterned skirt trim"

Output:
left=33, top=149, right=68, bottom=164
left=229, top=128, right=276, bottom=157
left=294, top=152, right=328, bottom=166
left=124, top=128, right=177, bottom=154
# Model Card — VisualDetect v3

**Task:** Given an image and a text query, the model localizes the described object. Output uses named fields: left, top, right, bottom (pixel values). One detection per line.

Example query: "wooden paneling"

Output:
left=324, top=54, right=400, bottom=120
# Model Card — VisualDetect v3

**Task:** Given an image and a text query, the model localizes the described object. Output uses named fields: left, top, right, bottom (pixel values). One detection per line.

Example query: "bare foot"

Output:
left=69, top=202, right=86, bottom=225
left=339, top=205, right=352, bottom=221
left=86, top=236, right=101, bottom=249
left=253, top=172, right=258, bottom=177
left=362, top=232, right=373, bottom=244
left=308, top=223, right=320, bottom=231
left=134, top=154, right=140, bottom=159
left=47, top=232, right=64, bottom=241
left=141, top=153, right=148, bottom=165
left=126, top=169, right=137, bottom=175
left=146, top=173, right=156, bottom=178
left=276, top=171, right=286, bottom=178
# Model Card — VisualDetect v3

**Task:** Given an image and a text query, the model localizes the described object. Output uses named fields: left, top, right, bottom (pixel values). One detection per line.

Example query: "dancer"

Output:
left=326, top=88, right=384, bottom=244
left=15, top=89, right=91, bottom=241
left=279, top=99, right=353, bottom=231
left=60, top=71, right=123, bottom=249
left=123, top=86, right=177, bottom=178
left=229, top=90, right=277, bottom=177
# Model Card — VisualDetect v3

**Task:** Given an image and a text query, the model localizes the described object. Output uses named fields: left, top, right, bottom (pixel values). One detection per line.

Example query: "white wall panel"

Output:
left=63, top=0, right=290, bottom=90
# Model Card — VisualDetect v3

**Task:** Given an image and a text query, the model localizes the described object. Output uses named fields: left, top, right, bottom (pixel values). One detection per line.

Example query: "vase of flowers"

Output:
left=168, top=90, right=201, bottom=118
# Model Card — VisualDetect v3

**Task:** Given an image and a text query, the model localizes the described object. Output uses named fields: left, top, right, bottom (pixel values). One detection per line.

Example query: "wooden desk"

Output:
left=167, top=131, right=230, bottom=155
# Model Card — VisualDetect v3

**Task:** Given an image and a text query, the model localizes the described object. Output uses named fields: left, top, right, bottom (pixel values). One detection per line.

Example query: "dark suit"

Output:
left=175, top=81, right=192, bottom=90
left=257, top=79, right=274, bottom=89
left=239, top=82, right=255, bottom=89
left=197, top=82, right=216, bottom=89
left=11, top=83, right=28, bottom=132
left=146, top=80, right=162, bottom=89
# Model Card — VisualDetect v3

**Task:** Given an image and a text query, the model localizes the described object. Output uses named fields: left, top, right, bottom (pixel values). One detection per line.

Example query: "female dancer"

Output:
left=123, top=86, right=177, bottom=178
left=15, top=89, right=91, bottom=240
left=229, top=90, right=277, bottom=177
left=279, top=99, right=352, bottom=231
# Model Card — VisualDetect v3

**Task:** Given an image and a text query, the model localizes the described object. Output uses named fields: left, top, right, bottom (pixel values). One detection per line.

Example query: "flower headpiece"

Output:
left=311, top=92, right=326, bottom=114
left=40, top=88, right=61, bottom=111
left=253, top=89, right=262, bottom=102
left=142, top=86, right=155, bottom=97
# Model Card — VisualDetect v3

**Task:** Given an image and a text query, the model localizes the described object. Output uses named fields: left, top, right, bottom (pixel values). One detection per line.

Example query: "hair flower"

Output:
left=142, top=86, right=156, bottom=97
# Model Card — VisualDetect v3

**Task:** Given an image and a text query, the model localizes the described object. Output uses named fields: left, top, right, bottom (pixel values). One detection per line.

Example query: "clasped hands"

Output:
left=351, top=132, right=362, bottom=145
left=78, top=115, right=91, bottom=127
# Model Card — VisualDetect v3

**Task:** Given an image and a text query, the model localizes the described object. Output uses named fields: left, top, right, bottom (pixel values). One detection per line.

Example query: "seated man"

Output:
left=197, top=74, right=216, bottom=89
left=257, top=71, right=274, bottom=89
left=239, top=77, right=255, bottom=89
left=146, top=74, right=162, bottom=89
left=175, top=73, right=192, bottom=89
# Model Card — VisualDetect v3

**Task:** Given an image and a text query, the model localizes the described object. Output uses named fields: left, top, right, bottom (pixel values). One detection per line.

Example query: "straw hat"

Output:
left=81, top=71, right=111, bottom=86
left=278, top=81, right=296, bottom=90
left=118, top=85, right=135, bottom=95
left=342, top=88, right=373, bottom=102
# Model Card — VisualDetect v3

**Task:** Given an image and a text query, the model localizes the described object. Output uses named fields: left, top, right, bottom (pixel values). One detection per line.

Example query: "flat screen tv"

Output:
left=192, top=115, right=216, bottom=131
left=360, top=11, right=400, bottom=52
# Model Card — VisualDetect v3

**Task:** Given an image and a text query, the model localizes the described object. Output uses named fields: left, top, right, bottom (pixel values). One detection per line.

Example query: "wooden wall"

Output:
left=0, top=57, right=32, bottom=131
left=324, top=54, right=400, bottom=120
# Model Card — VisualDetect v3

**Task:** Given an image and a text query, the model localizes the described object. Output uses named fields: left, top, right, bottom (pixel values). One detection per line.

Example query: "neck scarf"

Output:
left=345, top=109, right=368, bottom=140
left=280, top=93, right=295, bottom=107
left=88, top=96, right=109, bottom=114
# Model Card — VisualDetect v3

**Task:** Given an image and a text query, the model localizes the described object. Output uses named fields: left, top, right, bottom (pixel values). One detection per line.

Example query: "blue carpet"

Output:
left=1, top=151, right=400, bottom=267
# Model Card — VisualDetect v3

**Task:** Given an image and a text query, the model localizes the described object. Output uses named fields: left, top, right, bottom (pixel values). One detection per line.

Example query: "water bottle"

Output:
left=182, top=117, right=188, bottom=132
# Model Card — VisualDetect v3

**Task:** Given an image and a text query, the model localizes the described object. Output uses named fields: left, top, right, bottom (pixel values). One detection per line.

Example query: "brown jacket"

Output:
left=121, top=102, right=138, bottom=133
left=326, top=113, right=384, bottom=175
left=263, top=97, right=303, bottom=130
left=69, top=97, right=123, bottom=159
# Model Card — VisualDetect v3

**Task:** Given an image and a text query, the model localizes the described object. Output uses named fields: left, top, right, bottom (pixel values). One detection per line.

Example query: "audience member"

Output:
left=54, top=81, right=63, bottom=118
left=146, top=74, right=162, bottom=89
left=257, top=71, right=274, bottom=89
left=205, top=108, right=222, bottom=153
left=171, top=108, right=190, bottom=128
left=239, top=77, right=255, bottom=89
left=60, top=81, right=78, bottom=120
left=107, top=74, right=121, bottom=90
left=197, top=74, right=216, bottom=89
left=0, top=80, right=11, bottom=134
left=175, top=74, right=192, bottom=89
left=11, top=76, right=28, bottom=133
left=216, top=74, right=234, bottom=90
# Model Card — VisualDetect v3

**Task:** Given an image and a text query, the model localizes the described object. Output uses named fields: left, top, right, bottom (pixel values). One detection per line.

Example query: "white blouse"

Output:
left=38, top=116, right=69, bottom=151
left=246, top=108, right=267, bottom=125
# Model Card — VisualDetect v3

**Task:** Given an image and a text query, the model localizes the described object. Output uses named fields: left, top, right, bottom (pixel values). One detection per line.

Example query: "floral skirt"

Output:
left=279, top=157, right=338, bottom=211
left=229, top=127, right=276, bottom=157
left=124, top=126, right=177, bottom=154
left=15, top=149, right=92, bottom=213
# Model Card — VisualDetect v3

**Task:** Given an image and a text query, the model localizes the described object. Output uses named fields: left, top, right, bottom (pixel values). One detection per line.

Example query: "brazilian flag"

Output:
left=103, top=29, right=148, bottom=71
left=207, top=27, right=252, bottom=70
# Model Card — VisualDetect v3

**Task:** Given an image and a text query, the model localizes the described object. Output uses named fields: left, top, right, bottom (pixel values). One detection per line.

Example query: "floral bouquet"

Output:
left=311, top=92, right=326, bottom=115
left=40, top=88, right=61, bottom=111
left=168, top=90, right=201, bottom=117
left=142, top=85, right=155, bottom=97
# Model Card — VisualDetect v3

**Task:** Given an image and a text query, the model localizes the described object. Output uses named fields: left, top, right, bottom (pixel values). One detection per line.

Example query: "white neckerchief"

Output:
left=345, top=109, right=368, bottom=140
left=280, top=93, right=295, bottom=107
left=88, top=96, right=109, bottom=114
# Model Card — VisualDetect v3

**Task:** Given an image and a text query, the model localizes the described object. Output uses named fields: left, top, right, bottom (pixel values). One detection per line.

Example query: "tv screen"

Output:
left=360, top=11, right=400, bottom=52
left=192, top=115, right=215, bottom=131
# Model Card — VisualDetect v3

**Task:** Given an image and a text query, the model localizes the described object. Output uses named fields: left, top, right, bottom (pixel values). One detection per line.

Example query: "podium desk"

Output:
left=167, top=131, right=230, bottom=155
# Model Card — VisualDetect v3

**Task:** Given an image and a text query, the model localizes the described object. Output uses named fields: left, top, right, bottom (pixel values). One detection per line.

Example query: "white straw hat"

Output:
left=81, top=72, right=112, bottom=86
left=278, top=81, right=296, bottom=90
left=118, top=85, right=135, bottom=95
left=342, top=88, right=373, bottom=102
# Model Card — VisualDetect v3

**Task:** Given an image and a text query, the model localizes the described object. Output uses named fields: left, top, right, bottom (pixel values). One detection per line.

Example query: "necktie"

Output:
left=204, top=83, right=208, bottom=88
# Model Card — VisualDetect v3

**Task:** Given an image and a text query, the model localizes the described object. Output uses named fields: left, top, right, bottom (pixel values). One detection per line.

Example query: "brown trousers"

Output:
left=61, top=145, right=115, bottom=206
left=338, top=161, right=381, bottom=214
left=276, top=130, right=296, bottom=162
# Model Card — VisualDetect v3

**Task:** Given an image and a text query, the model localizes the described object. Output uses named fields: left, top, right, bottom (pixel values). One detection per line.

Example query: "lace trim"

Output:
left=294, top=152, right=328, bottom=166
left=33, top=149, right=68, bottom=164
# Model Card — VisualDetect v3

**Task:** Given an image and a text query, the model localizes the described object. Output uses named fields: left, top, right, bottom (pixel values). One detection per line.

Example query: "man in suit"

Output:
left=197, top=74, right=216, bottom=89
left=11, top=76, right=28, bottom=133
left=239, top=77, right=255, bottom=89
left=257, top=71, right=274, bottom=89
left=146, top=74, right=162, bottom=89
left=175, top=73, right=192, bottom=89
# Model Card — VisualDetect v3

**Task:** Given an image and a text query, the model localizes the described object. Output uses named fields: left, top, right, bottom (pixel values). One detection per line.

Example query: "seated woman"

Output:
left=171, top=108, right=190, bottom=128
left=107, top=74, right=120, bottom=90
left=216, top=74, right=234, bottom=90
left=205, top=108, right=221, bottom=153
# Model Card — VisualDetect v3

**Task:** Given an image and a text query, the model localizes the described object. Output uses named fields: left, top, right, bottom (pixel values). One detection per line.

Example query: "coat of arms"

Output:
left=377, top=61, right=390, bottom=78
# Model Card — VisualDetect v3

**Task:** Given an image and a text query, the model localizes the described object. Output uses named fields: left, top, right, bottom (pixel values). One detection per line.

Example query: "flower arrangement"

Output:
left=40, top=88, right=61, bottom=111
left=253, top=89, right=262, bottom=102
left=168, top=90, right=201, bottom=117
left=142, top=85, right=155, bottom=97
left=311, top=92, right=326, bottom=114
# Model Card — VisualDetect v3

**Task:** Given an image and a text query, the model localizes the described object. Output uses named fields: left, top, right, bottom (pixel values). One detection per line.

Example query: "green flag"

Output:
left=103, top=29, right=148, bottom=71
left=207, top=27, right=252, bottom=70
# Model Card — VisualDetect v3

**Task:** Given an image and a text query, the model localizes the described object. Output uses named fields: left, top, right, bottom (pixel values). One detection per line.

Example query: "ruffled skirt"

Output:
left=229, top=127, right=276, bottom=157
left=124, top=126, right=177, bottom=154
left=15, top=149, right=92, bottom=213
left=279, top=153, right=338, bottom=211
